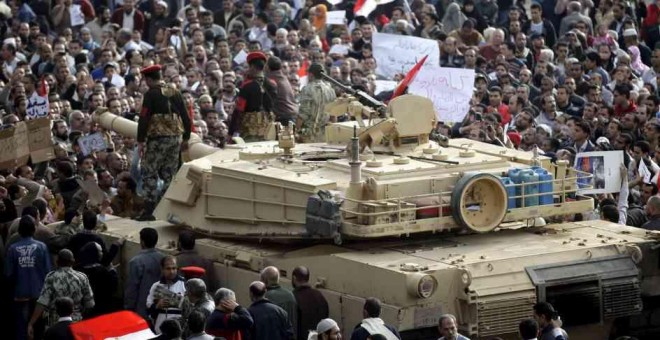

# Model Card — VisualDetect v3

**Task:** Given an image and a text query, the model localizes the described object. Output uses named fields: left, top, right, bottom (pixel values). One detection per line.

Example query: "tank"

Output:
left=94, top=95, right=660, bottom=339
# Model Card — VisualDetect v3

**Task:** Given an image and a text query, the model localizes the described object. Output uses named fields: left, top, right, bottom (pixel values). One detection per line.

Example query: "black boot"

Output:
left=135, top=201, right=156, bottom=221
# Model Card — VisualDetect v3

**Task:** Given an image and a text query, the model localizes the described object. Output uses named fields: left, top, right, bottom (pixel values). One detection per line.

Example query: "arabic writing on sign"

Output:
left=26, top=93, right=49, bottom=119
left=372, top=33, right=440, bottom=79
left=408, top=66, right=475, bottom=123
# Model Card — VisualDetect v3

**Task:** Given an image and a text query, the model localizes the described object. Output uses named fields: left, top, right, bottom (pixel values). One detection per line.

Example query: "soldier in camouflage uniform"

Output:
left=229, top=51, right=278, bottom=142
left=296, top=63, right=337, bottom=143
left=137, top=65, right=192, bottom=220
left=28, top=249, right=94, bottom=336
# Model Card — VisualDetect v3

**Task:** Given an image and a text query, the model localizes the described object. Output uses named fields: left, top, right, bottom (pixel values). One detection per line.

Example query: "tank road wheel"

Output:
left=450, top=173, right=508, bottom=233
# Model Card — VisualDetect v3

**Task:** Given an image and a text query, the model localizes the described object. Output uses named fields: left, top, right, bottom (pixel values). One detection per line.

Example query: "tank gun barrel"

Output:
left=93, top=110, right=218, bottom=160
left=320, top=72, right=386, bottom=115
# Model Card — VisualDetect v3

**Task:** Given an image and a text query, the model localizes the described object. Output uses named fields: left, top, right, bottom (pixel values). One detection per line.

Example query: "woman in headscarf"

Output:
left=312, top=4, right=328, bottom=39
left=442, top=3, right=467, bottom=35
left=628, top=45, right=650, bottom=76
left=462, top=0, right=488, bottom=32
left=273, top=8, right=292, bottom=30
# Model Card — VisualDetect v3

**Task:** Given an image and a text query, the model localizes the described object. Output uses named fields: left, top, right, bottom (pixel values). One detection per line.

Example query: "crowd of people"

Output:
left=2, top=0, right=660, bottom=338
left=3, top=218, right=573, bottom=340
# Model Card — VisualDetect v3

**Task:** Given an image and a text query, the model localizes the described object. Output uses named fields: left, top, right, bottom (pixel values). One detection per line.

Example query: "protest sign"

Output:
left=574, top=150, right=624, bottom=195
left=408, top=66, right=475, bottom=122
left=326, top=11, right=346, bottom=25
left=26, top=92, right=49, bottom=119
left=0, top=123, right=30, bottom=170
left=78, top=133, right=107, bottom=156
left=78, top=178, right=107, bottom=207
left=233, top=49, right=248, bottom=65
left=328, top=44, right=349, bottom=56
left=374, top=80, right=397, bottom=94
left=372, top=33, right=440, bottom=79
left=70, top=4, right=85, bottom=26
left=26, top=118, right=55, bottom=163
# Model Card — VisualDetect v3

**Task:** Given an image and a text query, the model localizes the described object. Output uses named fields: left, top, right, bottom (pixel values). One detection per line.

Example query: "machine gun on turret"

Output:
left=319, top=71, right=387, bottom=117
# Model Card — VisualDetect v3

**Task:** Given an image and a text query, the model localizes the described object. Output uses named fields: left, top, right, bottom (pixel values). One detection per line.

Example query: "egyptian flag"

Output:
left=298, top=59, right=309, bottom=89
left=391, top=55, right=428, bottom=100
left=38, top=77, right=48, bottom=96
left=354, top=0, right=397, bottom=18
left=70, top=311, right=156, bottom=340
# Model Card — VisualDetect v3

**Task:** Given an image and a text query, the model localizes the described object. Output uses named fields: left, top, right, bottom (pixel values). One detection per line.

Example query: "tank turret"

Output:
left=95, top=96, right=594, bottom=241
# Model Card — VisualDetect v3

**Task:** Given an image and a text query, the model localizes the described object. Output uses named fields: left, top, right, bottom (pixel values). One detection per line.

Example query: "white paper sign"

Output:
left=374, top=80, right=397, bottom=94
left=326, top=11, right=346, bottom=25
left=26, top=92, right=49, bottom=119
left=574, top=151, right=624, bottom=195
left=639, top=159, right=652, bottom=184
left=70, top=4, right=85, bottom=27
left=233, top=49, right=248, bottom=65
left=372, top=33, right=440, bottom=79
left=408, top=65, right=475, bottom=122
left=327, top=0, right=343, bottom=5
left=328, top=44, right=349, bottom=55
left=78, top=133, right=107, bottom=156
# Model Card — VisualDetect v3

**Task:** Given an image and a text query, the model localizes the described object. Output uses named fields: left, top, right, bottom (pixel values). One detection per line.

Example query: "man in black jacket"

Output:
left=292, top=266, right=328, bottom=340
left=247, top=281, right=293, bottom=340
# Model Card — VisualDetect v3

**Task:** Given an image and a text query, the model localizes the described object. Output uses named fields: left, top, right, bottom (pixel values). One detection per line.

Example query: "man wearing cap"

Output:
left=28, top=249, right=95, bottom=337
left=623, top=28, right=652, bottom=66
left=137, top=64, right=191, bottom=220
left=147, top=1, right=173, bottom=45
left=296, top=63, right=336, bottom=143
left=229, top=51, right=278, bottom=142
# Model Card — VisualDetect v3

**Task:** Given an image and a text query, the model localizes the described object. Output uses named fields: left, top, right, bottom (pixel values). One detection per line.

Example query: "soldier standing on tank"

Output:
left=296, top=63, right=337, bottom=143
left=136, top=64, right=191, bottom=221
left=229, top=51, right=278, bottom=142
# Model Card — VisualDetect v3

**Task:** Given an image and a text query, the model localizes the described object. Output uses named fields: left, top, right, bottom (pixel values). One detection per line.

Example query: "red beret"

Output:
left=181, top=266, right=206, bottom=279
left=246, top=51, right=267, bottom=64
left=141, top=64, right=162, bottom=75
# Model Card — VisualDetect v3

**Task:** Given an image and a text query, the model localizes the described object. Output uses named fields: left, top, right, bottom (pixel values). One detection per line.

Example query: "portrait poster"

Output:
left=574, top=150, right=624, bottom=195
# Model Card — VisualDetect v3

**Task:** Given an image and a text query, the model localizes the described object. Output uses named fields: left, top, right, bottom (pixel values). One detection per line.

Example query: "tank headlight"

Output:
left=417, top=275, right=437, bottom=298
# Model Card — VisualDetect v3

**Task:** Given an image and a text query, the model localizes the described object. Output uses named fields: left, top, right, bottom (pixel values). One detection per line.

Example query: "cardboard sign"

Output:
left=408, top=66, right=475, bottom=122
left=0, top=123, right=30, bottom=170
left=326, top=11, right=346, bottom=25
left=78, top=133, right=107, bottom=156
left=26, top=92, right=49, bottom=119
left=372, top=33, right=440, bottom=79
left=77, top=178, right=107, bottom=207
left=26, top=118, right=54, bottom=163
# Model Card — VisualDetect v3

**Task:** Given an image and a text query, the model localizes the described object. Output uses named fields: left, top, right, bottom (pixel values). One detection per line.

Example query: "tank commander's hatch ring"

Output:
left=450, top=173, right=508, bottom=233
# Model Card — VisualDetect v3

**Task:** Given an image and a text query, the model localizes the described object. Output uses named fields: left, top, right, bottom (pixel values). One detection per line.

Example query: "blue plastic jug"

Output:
left=520, top=169, right=540, bottom=207
left=499, top=177, right=517, bottom=209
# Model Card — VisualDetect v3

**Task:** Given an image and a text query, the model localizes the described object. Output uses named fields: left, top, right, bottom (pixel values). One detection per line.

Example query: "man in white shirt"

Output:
left=248, top=12, right=273, bottom=51
left=146, top=256, right=186, bottom=334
